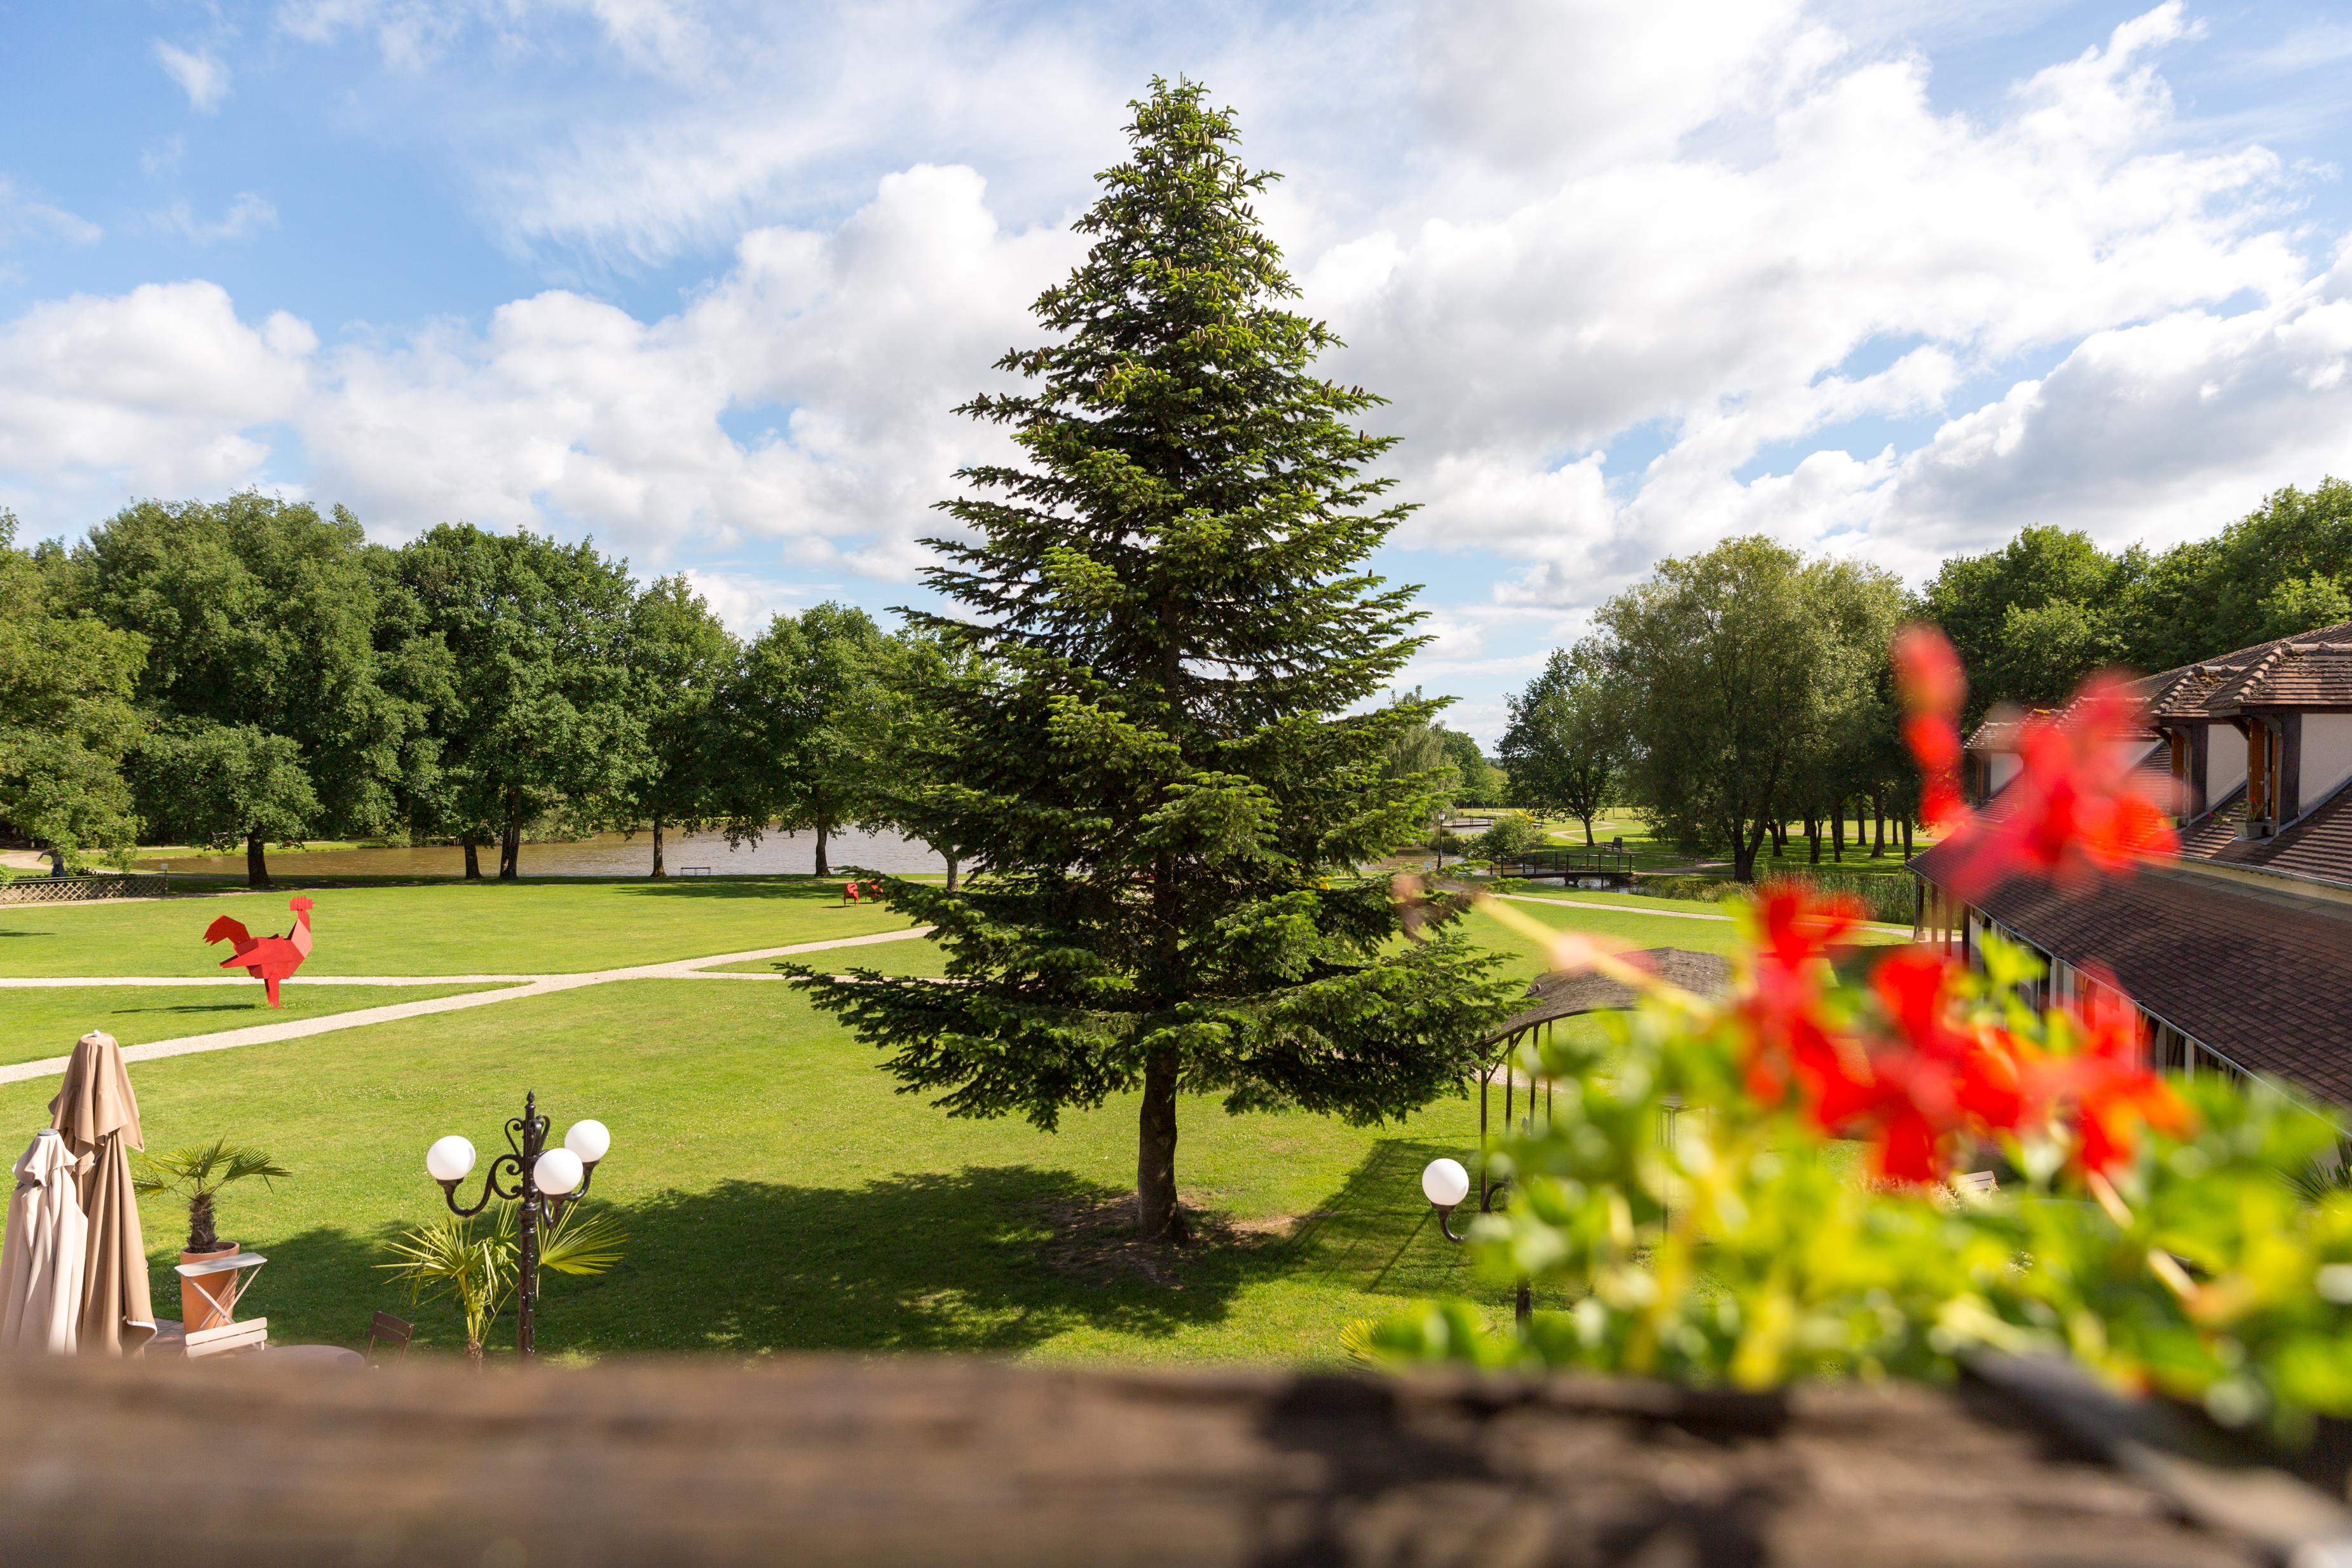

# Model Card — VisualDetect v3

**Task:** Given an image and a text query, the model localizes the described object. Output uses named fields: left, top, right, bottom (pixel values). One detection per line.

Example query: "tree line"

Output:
left=0, top=496, right=936, bottom=887
left=1498, top=481, right=2352, bottom=879
left=1498, top=536, right=1910, bottom=882
left=1918, top=482, right=2352, bottom=725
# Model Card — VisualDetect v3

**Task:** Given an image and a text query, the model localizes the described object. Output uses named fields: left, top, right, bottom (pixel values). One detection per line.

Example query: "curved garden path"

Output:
left=0, top=926, right=933, bottom=1087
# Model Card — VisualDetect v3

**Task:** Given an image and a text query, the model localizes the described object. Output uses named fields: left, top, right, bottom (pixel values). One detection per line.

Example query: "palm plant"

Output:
left=378, top=1201, right=625, bottom=1361
left=132, top=1138, right=291, bottom=1251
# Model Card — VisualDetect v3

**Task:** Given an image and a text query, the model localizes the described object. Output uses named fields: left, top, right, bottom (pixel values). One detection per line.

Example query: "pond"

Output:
left=149, top=826, right=951, bottom=880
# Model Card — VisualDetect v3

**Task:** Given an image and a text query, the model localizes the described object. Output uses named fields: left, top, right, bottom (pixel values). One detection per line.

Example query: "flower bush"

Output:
left=1377, top=630, right=2352, bottom=1441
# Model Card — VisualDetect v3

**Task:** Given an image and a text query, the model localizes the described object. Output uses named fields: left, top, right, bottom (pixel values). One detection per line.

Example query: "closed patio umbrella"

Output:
left=49, top=1033, right=154, bottom=1356
left=0, top=1130, right=87, bottom=1353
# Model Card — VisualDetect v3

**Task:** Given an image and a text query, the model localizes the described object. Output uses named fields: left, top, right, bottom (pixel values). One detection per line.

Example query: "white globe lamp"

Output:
left=426, top=1135, right=476, bottom=1185
left=1421, top=1157, right=1471, bottom=1210
left=534, top=1147, right=585, bottom=1197
left=563, top=1119, right=611, bottom=1166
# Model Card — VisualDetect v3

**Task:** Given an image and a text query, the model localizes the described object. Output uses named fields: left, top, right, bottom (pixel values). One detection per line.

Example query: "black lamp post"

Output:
left=423, top=1091, right=610, bottom=1359
left=1421, top=1056, right=1552, bottom=1328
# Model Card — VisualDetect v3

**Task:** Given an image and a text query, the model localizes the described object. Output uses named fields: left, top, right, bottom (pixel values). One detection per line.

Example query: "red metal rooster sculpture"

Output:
left=204, top=896, right=316, bottom=1009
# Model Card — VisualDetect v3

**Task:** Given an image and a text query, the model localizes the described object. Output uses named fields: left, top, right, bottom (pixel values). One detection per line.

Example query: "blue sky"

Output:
left=7, top=1, right=2352, bottom=746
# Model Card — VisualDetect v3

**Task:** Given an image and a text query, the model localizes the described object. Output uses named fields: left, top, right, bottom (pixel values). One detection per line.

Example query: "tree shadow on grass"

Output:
left=167, top=1139, right=1515, bottom=1359
left=567, top=1167, right=1278, bottom=1354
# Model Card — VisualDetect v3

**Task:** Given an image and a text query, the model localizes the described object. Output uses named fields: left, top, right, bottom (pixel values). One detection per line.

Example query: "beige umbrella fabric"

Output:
left=48, top=1033, right=154, bottom=1356
left=0, top=1131, right=88, bottom=1354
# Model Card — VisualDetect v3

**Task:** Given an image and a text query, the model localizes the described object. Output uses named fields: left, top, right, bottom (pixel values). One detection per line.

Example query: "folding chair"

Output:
left=366, top=1311, right=414, bottom=1364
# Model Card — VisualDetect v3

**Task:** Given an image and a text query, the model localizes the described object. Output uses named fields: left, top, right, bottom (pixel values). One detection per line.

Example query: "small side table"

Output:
left=174, top=1250, right=268, bottom=1330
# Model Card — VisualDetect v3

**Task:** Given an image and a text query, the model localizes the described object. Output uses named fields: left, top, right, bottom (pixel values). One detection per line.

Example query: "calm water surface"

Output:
left=154, top=827, right=949, bottom=880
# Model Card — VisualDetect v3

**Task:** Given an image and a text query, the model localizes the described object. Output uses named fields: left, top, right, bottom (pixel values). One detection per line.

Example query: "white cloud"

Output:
left=141, top=135, right=188, bottom=179
left=151, top=193, right=280, bottom=245
left=0, top=282, right=313, bottom=498
left=0, top=178, right=101, bottom=248
left=295, top=163, right=1080, bottom=564
left=153, top=41, right=232, bottom=113
left=278, top=0, right=706, bottom=74
left=679, top=567, right=804, bottom=636
left=3, top=0, right=2347, bottom=667
left=1311, top=2, right=2309, bottom=609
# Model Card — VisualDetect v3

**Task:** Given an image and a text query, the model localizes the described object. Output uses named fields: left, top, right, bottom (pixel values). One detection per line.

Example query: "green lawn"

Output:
left=1, top=876, right=1889, bottom=1365
left=0, top=878, right=914, bottom=978
left=1503, top=812, right=1930, bottom=882
left=1489, top=885, right=1913, bottom=930
left=0, top=983, right=500, bottom=1065
left=8, top=977, right=1510, bottom=1363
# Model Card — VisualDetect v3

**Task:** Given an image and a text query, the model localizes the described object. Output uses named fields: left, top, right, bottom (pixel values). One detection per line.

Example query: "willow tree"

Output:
left=800, top=80, right=1512, bottom=1243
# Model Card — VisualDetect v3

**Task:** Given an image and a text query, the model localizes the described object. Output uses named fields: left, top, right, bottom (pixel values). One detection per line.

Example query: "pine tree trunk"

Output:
left=500, top=794, right=522, bottom=881
left=1831, top=802, right=1845, bottom=863
left=245, top=832, right=271, bottom=890
left=1901, top=817, right=1913, bottom=859
left=814, top=818, right=830, bottom=880
left=652, top=820, right=666, bottom=878
left=463, top=841, right=482, bottom=881
left=1872, top=804, right=1886, bottom=857
left=945, top=854, right=960, bottom=892
left=1136, top=1047, right=1186, bottom=1243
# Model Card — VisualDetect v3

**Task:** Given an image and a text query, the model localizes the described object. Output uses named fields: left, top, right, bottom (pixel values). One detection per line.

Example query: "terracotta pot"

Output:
left=179, top=1241, right=242, bottom=1333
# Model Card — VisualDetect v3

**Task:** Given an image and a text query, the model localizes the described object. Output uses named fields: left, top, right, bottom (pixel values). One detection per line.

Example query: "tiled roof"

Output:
left=1935, top=864, right=2352, bottom=1105
left=2255, top=646, right=2352, bottom=706
left=2210, top=779, right=2352, bottom=886
left=2140, top=620, right=2352, bottom=719
left=2176, top=785, right=2246, bottom=859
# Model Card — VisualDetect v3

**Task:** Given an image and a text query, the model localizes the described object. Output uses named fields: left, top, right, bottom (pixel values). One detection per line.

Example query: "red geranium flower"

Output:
left=2031, top=971, right=2194, bottom=1178
left=1827, top=949, right=2043, bottom=1183
left=1733, top=884, right=1878, bottom=1129
left=1894, top=627, right=1969, bottom=829
left=1891, top=625, right=2178, bottom=897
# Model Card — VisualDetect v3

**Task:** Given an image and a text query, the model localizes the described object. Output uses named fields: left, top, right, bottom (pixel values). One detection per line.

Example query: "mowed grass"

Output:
left=0, top=977, right=1514, bottom=1363
left=0, top=878, right=914, bottom=978
left=0, top=983, right=500, bottom=1065
left=1, top=878, right=1908, bottom=1365
left=1523, top=812, right=1934, bottom=882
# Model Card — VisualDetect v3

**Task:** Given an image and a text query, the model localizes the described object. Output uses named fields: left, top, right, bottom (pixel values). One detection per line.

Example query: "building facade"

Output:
left=1911, top=620, right=2352, bottom=1108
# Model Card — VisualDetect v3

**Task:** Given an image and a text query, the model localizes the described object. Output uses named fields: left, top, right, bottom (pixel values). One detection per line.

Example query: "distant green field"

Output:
left=0, top=878, right=913, bottom=978
left=0, top=983, right=501, bottom=1066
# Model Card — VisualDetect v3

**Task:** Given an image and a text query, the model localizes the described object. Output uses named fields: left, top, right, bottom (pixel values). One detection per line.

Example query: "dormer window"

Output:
left=2246, top=717, right=2287, bottom=837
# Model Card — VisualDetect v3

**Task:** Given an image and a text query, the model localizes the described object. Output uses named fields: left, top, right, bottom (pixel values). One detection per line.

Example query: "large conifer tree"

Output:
left=802, top=80, right=1513, bottom=1243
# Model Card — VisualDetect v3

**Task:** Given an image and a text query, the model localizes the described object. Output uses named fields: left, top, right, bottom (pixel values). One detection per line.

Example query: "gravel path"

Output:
left=0, top=926, right=932, bottom=1087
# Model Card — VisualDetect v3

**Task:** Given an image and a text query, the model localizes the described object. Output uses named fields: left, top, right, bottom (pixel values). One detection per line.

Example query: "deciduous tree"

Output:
left=1498, top=640, right=1625, bottom=845
left=395, top=526, right=644, bottom=880
left=68, top=494, right=411, bottom=886
left=624, top=576, right=737, bottom=876
left=0, top=513, right=144, bottom=869
left=131, top=722, right=319, bottom=887
left=723, top=603, right=895, bottom=878
left=1601, top=538, right=1894, bottom=883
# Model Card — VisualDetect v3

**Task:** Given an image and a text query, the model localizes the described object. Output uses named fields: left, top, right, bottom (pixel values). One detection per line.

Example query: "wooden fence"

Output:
left=0, top=1353, right=2321, bottom=1565
left=0, top=873, right=168, bottom=904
